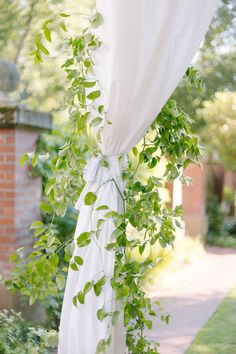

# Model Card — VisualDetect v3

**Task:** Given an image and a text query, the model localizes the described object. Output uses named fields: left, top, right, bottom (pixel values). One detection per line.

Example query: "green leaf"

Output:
left=9, top=253, right=18, bottom=263
left=50, top=254, right=59, bottom=267
left=83, top=81, right=96, bottom=88
left=44, top=27, right=51, bottom=42
left=98, top=105, right=104, bottom=114
left=20, top=153, right=28, bottom=166
left=39, top=153, right=49, bottom=161
left=91, top=117, right=102, bottom=127
left=94, top=276, right=106, bottom=296
left=29, top=296, right=36, bottom=306
left=90, top=12, right=103, bottom=29
left=70, top=262, right=78, bottom=271
left=97, top=307, right=107, bottom=321
left=77, top=232, right=92, bottom=247
left=65, top=243, right=75, bottom=257
left=43, top=330, right=58, bottom=347
left=73, top=296, right=77, bottom=306
left=104, top=211, right=118, bottom=219
left=31, top=154, right=39, bottom=167
left=40, top=202, right=53, bottom=214
left=45, top=179, right=55, bottom=195
left=56, top=274, right=65, bottom=290
left=122, top=285, right=129, bottom=297
left=84, top=59, right=92, bottom=68
left=60, top=13, right=70, bottom=17
left=42, top=19, right=53, bottom=29
left=77, top=291, right=85, bottom=304
left=74, top=256, right=84, bottom=266
left=97, top=218, right=105, bottom=229
left=34, top=33, right=42, bottom=47
left=112, top=311, right=120, bottom=326
left=30, top=220, right=43, bottom=229
left=84, top=281, right=93, bottom=294
left=132, top=146, right=138, bottom=156
left=139, top=243, right=146, bottom=255
left=145, top=319, right=153, bottom=329
left=87, top=90, right=101, bottom=101
left=96, top=336, right=111, bottom=354
left=84, top=192, right=97, bottom=205
left=60, top=22, right=67, bottom=32
left=34, top=51, right=43, bottom=64
left=96, top=205, right=109, bottom=211
left=105, top=242, right=116, bottom=251
left=39, top=42, right=49, bottom=55
left=175, top=219, right=183, bottom=228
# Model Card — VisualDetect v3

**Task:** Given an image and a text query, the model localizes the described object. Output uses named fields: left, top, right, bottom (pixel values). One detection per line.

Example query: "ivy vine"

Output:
left=6, top=7, right=201, bottom=354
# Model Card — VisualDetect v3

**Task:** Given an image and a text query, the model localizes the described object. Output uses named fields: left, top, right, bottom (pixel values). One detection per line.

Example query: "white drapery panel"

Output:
left=59, top=1, right=218, bottom=353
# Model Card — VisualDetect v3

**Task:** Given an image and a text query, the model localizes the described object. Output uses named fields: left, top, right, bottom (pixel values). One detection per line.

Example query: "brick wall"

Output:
left=0, top=127, right=41, bottom=274
left=0, top=129, right=15, bottom=268
left=182, top=164, right=206, bottom=236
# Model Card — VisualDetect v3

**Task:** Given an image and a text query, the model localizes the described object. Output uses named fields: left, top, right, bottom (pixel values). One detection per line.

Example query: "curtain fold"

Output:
left=59, top=1, right=219, bottom=353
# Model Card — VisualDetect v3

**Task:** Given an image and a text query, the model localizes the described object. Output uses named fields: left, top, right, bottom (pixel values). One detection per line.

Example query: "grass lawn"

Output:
left=185, top=286, right=236, bottom=354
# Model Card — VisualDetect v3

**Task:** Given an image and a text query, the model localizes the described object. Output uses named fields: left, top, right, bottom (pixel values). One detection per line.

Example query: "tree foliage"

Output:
left=0, top=0, right=91, bottom=112
left=197, top=92, right=236, bottom=171
left=173, top=0, right=236, bottom=131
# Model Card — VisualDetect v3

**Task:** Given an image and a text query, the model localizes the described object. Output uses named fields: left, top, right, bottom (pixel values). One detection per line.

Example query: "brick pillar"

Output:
left=0, top=129, right=15, bottom=268
left=0, top=106, right=51, bottom=308
left=182, top=164, right=206, bottom=236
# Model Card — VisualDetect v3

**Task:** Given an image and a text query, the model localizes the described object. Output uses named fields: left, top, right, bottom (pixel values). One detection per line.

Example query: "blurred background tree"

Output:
left=173, top=0, right=236, bottom=131
left=198, top=92, right=236, bottom=171
left=0, top=0, right=92, bottom=112
left=1, top=0, right=234, bottom=121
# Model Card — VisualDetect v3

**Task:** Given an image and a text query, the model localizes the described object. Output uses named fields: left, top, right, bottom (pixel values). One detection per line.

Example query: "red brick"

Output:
left=0, top=129, right=13, bottom=135
left=0, top=182, right=14, bottom=189
left=5, top=192, right=15, bottom=198
left=5, top=155, right=14, bottom=162
left=0, top=127, right=43, bottom=272
left=0, top=146, right=14, bottom=153
left=0, top=200, right=13, bottom=207
left=3, top=226, right=15, bottom=234
left=0, top=165, right=14, bottom=171
left=3, top=208, right=14, bottom=216
left=6, top=136, right=14, bottom=144
left=0, top=237, right=15, bottom=243
left=0, top=217, right=13, bottom=224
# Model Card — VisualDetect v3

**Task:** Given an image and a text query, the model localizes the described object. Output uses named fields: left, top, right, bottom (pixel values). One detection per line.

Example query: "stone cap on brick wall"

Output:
left=0, top=105, right=52, bottom=130
left=0, top=59, right=52, bottom=130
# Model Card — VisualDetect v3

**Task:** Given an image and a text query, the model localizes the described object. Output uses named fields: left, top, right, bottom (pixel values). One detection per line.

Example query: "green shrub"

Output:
left=207, top=197, right=226, bottom=240
left=0, top=310, right=58, bottom=354
left=224, top=218, right=236, bottom=236
left=43, top=293, right=64, bottom=330
left=206, top=198, right=236, bottom=248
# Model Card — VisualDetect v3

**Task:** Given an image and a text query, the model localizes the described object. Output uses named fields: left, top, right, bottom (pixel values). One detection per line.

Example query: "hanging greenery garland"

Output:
left=6, top=7, right=201, bottom=354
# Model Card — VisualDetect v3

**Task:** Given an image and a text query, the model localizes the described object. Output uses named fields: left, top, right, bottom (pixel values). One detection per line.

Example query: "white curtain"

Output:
left=59, top=1, right=219, bottom=353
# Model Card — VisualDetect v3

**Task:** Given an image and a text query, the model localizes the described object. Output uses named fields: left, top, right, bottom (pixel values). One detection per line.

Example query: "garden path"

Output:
left=148, top=246, right=236, bottom=354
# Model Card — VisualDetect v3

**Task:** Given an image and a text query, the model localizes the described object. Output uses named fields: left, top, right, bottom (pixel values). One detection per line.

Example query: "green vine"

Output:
left=6, top=7, right=201, bottom=354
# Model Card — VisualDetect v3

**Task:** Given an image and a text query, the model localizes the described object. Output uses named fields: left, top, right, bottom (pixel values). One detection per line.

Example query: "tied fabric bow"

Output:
left=75, top=155, right=125, bottom=210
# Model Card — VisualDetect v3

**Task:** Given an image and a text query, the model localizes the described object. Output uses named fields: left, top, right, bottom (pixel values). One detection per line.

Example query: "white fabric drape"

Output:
left=59, top=1, right=218, bottom=353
